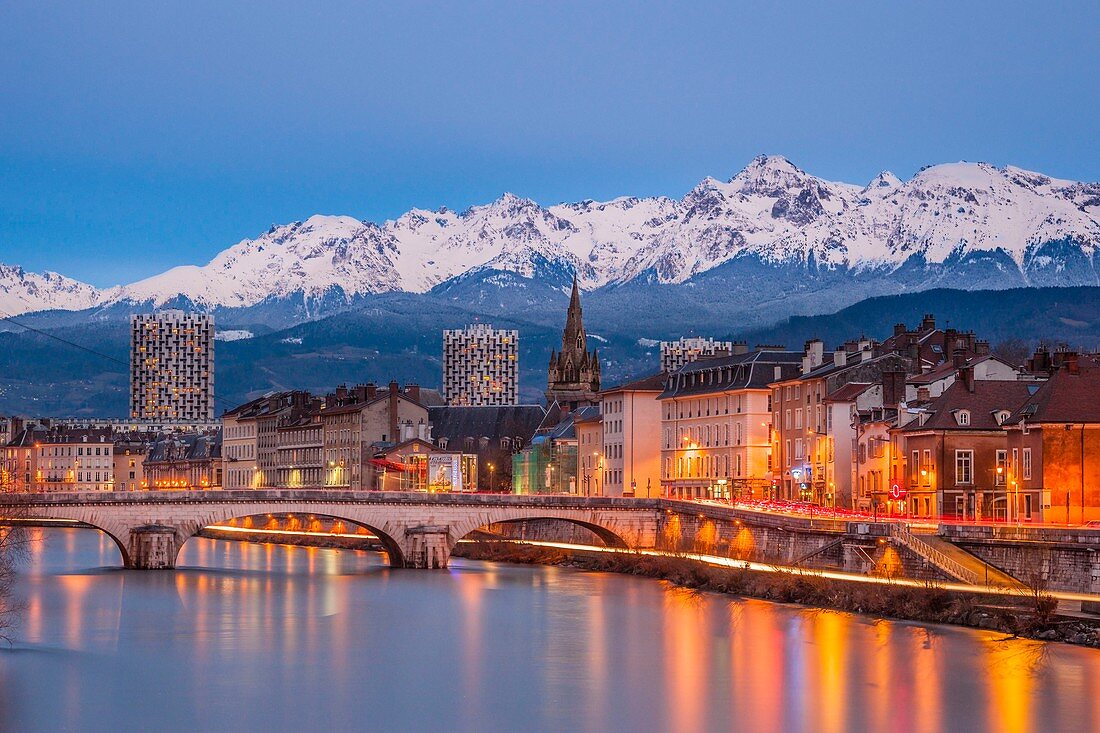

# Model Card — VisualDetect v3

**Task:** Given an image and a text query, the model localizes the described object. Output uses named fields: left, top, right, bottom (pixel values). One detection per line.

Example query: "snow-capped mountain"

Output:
left=0, top=264, right=101, bottom=316
left=3, top=155, right=1100, bottom=320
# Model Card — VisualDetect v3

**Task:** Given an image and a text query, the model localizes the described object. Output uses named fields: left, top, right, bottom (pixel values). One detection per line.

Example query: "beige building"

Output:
left=599, top=374, right=664, bottom=498
left=660, top=349, right=802, bottom=499
left=275, top=410, right=324, bottom=488
left=221, top=391, right=317, bottom=489
left=130, top=310, right=214, bottom=422
left=113, top=437, right=148, bottom=491
left=33, top=428, right=115, bottom=491
left=321, top=382, right=431, bottom=490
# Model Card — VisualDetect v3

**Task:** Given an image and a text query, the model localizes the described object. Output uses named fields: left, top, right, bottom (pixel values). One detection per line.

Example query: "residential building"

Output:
left=660, top=338, right=738, bottom=374
left=428, top=404, right=546, bottom=491
left=1004, top=352, right=1100, bottom=524
left=575, top=406, right=604, bottom=496
left=112, top=435, right=149, bottom=491
left=130, top=310, right=214, bottom=422
left=443, top=324, right=519, bottom=406
left=320, top=382, right=431, bottom=490
left=221, top=391, right=316, bottom=489
left=9, top=427, right=117, bottom=492
left=546, top=278, right=601, bottom=412
left=600, top=373, right=665, bottom=498
left=274, top=408, right=324, bottom=488
left=900, top=371, right=1033, bottom=519
left=660, top=348, right=803, bottom=499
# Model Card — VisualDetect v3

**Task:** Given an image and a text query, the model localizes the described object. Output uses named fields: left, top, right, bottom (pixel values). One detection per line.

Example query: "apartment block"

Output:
left=130, top=310, right=214, bottom=422
left=443, top=324, right=519, bottom=406
left=660, top=337, right=739, bottom=374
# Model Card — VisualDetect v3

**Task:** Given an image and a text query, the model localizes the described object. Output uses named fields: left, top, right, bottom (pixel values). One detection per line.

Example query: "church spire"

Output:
left=562, top=275, right=586, bottom=354
left=546, top=274, right=600, bottom=411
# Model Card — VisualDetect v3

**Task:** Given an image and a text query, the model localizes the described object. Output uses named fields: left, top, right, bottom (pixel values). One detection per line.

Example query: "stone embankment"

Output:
left=452, top=541, right=1100, bottom=649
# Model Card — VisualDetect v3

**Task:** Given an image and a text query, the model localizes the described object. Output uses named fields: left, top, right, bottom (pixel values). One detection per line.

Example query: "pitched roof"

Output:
left=902, top=380, right=1033, bottom=432
left=602, top=372, right=666, bottom=393
left=660, top=349, right=802, bottom=398
left=427, top=405, right=547, bottom=443
left=824, top=382, right=874, bottom=403
left=1007, top=356, right=1100, bottom=424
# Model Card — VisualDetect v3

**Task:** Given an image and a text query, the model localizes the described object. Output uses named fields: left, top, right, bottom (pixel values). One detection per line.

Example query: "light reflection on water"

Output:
left=1, top=527, right=1099, bottom=733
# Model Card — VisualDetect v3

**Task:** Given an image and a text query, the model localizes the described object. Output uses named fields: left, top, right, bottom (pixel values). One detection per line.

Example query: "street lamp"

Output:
left=488, top=462, right=495, bottom=493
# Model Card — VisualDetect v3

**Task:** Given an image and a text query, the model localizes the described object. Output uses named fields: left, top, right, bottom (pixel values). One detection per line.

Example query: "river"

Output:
left=1, top=528, right=1098, bottom=733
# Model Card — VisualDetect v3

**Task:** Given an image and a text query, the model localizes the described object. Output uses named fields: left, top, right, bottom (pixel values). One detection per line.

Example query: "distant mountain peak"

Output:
left=3, top=155, right=1099, bottom=319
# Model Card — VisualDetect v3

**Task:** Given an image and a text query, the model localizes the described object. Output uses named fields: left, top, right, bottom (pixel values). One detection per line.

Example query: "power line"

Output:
left=0, top=309, right=242, bottom=410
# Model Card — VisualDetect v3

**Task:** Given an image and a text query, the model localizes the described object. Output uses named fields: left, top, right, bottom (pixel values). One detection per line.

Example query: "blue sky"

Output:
left=1, top=1, right=1098, bottom=287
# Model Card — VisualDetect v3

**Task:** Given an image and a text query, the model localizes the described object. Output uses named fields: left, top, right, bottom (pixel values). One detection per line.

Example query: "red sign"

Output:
left=889, top=483, right=907, bottom=500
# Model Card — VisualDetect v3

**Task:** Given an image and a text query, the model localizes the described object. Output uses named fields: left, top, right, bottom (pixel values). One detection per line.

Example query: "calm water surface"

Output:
left=1, top=528, right=1099, bottom=733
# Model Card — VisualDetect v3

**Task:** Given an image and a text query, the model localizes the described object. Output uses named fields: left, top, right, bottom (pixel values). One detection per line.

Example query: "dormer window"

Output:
left=955, top=410, right=971, bottom=426
left=994, top=410, right=1010, bottom=426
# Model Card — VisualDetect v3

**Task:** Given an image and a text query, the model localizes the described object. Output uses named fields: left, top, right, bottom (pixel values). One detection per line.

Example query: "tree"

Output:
left=991, top=338, right=1032, bottom=369
left=0, top=517, right=27, bottom=643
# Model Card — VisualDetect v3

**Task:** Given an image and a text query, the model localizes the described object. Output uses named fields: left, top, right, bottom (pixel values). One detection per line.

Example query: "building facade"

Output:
left=1005, top=353, right=1100, bottom=524
left=660, top=349, right=803, bottom=499
left=443, top=324, right=519, bottom=406
left=600, top=374, right=664, bottom=498
left=130, top=310, right=215, bottom=422
left=900, top=374, right=1033, bottom=520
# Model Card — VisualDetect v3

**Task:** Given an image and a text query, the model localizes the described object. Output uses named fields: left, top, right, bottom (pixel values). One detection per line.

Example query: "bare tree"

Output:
left=0, top=511, right=29, bottom=643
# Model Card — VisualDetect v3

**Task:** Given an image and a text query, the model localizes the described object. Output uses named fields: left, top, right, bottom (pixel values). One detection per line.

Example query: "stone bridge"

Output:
left=0, top=490, right=662, bottom=569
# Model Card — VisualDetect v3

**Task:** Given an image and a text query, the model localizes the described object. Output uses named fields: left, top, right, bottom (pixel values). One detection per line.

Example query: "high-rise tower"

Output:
left=130, top=310, right=215, bottom=422
left=546, top=277, right=600, bottom=411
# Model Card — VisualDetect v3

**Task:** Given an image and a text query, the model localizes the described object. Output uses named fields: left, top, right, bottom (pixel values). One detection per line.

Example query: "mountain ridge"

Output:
left=2, top=155, right=1099, bottom=324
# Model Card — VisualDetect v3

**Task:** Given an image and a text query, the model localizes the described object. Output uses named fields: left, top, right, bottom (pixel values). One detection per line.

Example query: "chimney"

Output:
left=1066, top=353, right=1080, bottom=374
left=916, top=386, right=931, bottom=402
left=388, top=380, right=399, bottom=395
left=921, top=313, right=936, bottom=332
left=833, top=348, right=847, bottom=367
left=405, top=383, right=422, bottom=404
left=952, top=348, right=968, bottom=368
left=335, top=384, right=349, bottom=402
left=732, top=341, right=749, bottom=355
left=365, top=382, right=378, bottom=400
left=805, top=339, right=824, bottom=369
left=959, top=364, right=975, bottom=392
left=882, top=369, right=906, bottom=407
left=894, top=322, right=907, bottom=337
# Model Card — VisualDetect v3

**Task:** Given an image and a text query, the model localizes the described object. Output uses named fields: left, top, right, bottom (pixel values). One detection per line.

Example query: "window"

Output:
left=955, top=450, right=973, bottom=485
left=785, top=410, right=791, bottom=430
left=794, top=438, right=804, bottom=459
left=795, top=409, right=802, bottom=430
left=911, top=450, right=919, bottom=483
left=923, top=450, right=931, bottom=485
left=995, top=450, right=1007, bottom=485
left=955, top=410, right=970, bottom=426
left=1022, top=448, right=1032, bottom=480
left=785, top=440, right=792, bottom=466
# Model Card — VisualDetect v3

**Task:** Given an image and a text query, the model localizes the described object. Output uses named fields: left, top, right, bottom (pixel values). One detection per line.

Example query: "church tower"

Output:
left=546, top=277, right=601, bottom=411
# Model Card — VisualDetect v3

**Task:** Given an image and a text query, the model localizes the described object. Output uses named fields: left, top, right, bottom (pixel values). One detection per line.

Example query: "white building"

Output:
left=443, top=324, right=519, bottom=406
left=131, top=310, right=215, bottom=422
left=660, top=337, right=738, bottom=374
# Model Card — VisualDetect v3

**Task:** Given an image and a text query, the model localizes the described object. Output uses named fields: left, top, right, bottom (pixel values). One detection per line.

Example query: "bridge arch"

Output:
left=449, top=509, right=636, bottom=553
left=11, top=507, right=133, bottom=567
left=174, top=508, right=408, bottom=568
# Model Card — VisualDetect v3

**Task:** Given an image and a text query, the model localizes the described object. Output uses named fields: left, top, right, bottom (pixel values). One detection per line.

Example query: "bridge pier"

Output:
left=403, top=525, right=452, bottom=569
left=128, top=525, right=180, bottom=569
